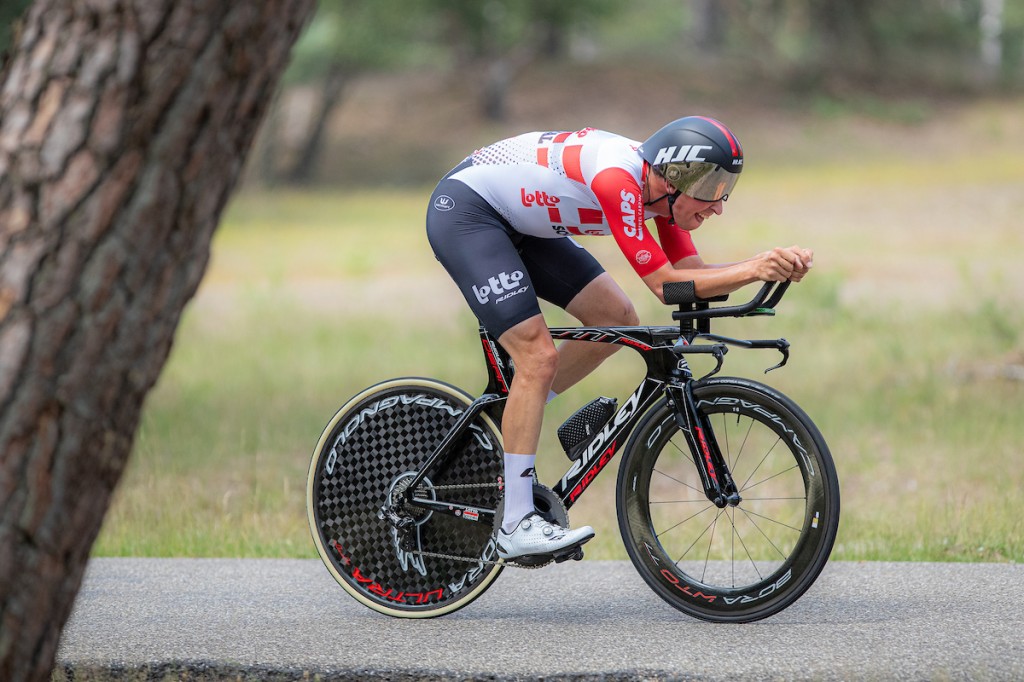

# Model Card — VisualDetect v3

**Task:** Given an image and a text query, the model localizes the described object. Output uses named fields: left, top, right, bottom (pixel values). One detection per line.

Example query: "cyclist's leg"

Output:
left=518, top=237, right=639, bottom=395
left=556, top=272, right=638, bottom=393
left=426, top=181, right=558, bottom=536
left=495, top=314, right=557, bottom=458
left=494, top=314, right=557, bottom=534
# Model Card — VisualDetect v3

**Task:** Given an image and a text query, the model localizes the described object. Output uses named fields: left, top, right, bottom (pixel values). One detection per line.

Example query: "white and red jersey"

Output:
left=449, top=127, right=698, bottom=278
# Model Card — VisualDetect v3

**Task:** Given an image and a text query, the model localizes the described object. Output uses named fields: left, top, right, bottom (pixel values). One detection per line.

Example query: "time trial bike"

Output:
left=306, top=280, right=840, bottom=622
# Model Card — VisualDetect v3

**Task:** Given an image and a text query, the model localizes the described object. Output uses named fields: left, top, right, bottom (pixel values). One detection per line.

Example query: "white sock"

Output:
left=502, top=452, right=536, bottom=533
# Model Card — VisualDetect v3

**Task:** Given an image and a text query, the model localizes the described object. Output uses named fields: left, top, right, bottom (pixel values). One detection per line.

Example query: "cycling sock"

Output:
left=502, top=452, right=536, bottom=533
left=547, top=390, right=558, bottom=404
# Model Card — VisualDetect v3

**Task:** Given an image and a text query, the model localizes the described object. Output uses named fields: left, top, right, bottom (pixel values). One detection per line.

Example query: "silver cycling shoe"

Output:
left=496, top=512, right=595, bottom=560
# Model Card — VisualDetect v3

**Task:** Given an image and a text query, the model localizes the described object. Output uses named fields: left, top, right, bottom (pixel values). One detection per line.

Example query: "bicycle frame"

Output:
left=402, top=282, right=793, bottom=526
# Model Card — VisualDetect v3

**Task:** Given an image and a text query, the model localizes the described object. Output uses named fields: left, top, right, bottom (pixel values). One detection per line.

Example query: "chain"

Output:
left=414, top=482, right=500, bottom=492
left=409, top=548, right=549, bottom=570
left=403, top=481, right=548, bottom=568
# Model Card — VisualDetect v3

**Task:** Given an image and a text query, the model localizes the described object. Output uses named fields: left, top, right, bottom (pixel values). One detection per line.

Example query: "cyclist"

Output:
left=426, top=116, right=813, bottom=560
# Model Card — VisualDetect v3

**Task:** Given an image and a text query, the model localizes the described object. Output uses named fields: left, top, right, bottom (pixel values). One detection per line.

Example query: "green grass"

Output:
left=94, top=107, right=1024, bottom=563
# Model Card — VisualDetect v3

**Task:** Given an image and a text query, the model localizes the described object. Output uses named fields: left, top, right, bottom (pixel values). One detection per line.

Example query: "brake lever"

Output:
left=764, top=339, right=790, bottom=374
left=698, top=345, right=728, bottom=380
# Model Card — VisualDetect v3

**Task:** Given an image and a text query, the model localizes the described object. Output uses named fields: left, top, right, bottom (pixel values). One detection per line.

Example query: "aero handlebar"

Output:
left=667, top=281, right=792, bottom=321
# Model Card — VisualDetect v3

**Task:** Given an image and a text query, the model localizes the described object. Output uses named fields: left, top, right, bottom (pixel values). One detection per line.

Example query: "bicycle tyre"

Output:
left=307, top=378, right=504, bottom=618
left=616, top=377, right=840, bottom=622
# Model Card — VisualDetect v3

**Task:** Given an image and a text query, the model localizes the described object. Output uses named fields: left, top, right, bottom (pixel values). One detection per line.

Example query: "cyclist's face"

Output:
left=670, top=191, right=724, bottom=231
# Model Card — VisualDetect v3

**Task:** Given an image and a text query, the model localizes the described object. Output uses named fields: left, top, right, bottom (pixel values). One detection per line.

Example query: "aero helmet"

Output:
left=638, top=116, right=744, bottom=202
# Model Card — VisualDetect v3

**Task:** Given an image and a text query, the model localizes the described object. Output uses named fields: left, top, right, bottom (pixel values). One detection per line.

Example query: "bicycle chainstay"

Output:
left=398, top=481, right=553, bottom=570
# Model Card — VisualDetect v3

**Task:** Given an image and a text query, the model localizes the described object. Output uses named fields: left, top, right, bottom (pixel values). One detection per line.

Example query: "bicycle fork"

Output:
left=667, top=381, right=742, bottom=508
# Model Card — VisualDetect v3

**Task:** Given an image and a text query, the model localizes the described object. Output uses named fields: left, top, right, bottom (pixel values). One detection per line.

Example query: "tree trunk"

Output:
left=0, top=1, right=314, bottom=680
left=690, top=0, right=727, bottom=53
left=284, top=65, right=349, bottom=185
left=979, top=0, right=1004, bottom=83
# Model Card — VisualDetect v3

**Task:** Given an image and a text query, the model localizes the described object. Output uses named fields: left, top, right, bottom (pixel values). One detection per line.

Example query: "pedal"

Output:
left=557, top=397, right=617, bottom=461
left=553, top=546, right=585, bottom=563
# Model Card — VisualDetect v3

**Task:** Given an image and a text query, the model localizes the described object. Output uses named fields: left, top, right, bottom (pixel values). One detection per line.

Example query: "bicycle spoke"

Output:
left=726, top=413, right=755, bottom=473
left=701, top=510, right=720, bottom=583
left=672, top=508, right=723, bottom=566
left=741, top=463, right=800, bottom=494
left=656, top=504, right=716, bottom=537
left=725, top=507, right=765, bottom=584
left=738, top=436, right=783, bottom=491
left=737, top=508, right=796, bottom=563
left=740, top=506, right=804, bottom=535
left=653, top=465, right=705, bottom=497
left=740, top=495, right=806, bottom=502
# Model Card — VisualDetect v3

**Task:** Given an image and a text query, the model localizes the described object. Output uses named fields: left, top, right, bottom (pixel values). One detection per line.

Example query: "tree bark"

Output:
left=0, top=1, right=313, bottom=680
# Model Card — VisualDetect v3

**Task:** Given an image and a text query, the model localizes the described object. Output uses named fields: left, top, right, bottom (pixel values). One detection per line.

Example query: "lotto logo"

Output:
left=521, top=188, right=560, bottom=207
left=473, top=270, right=528, bottom=304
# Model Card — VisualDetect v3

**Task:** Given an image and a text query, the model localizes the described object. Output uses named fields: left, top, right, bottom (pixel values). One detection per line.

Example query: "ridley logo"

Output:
left=559, top=385, right=644, bottom=491
left=652, top=145, right=713, bottom=165
left=473, top=270, right=527, bottom=304
left=433, top=195, right=455, bottom=211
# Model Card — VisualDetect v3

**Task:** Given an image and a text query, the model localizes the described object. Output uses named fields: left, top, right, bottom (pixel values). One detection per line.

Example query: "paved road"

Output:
left=57, top=559, right=1022, bottom=681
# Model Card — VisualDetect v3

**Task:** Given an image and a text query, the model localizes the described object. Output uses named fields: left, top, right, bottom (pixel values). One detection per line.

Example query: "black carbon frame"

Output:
left=405, top=281, right=792, bottom=516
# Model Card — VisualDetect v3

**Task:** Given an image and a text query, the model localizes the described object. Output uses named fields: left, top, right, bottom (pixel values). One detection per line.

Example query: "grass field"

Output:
left=94, top=100, right=1024, bottom=563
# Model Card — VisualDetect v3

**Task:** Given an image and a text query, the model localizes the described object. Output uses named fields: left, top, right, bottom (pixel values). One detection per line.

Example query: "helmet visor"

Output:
left=660, top=162, right=740, bottom=202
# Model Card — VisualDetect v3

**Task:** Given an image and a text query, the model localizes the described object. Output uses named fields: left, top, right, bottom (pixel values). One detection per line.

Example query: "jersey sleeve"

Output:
left=590, top=167, right=669, bottom=277
left=653, top=215, right=699, bottom=265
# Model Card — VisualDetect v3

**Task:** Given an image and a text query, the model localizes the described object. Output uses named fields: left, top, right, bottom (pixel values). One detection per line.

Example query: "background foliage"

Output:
left=3, top=1, right=1022, bottom=562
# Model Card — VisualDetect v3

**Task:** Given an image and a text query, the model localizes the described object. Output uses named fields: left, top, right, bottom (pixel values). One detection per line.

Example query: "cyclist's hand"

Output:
left=753, top=246, right=813, bottom=282
left=787, top=246, right=814, bottom=283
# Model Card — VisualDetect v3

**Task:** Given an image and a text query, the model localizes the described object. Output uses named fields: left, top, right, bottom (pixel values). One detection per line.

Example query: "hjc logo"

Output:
left=652, top=145, right=713, bottom=165
left=521, top=188, right=560, bottom=207
left=473, top=270, right=526, bottom=304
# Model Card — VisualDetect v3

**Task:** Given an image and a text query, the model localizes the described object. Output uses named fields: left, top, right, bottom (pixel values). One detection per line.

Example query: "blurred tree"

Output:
left=0, top=0, right=33, bottom=57
left=0, top=1, right=312, bottom=679
left=719, top=0, right=1023, bottom=91
left=271, top=0, right=437, bottom=184
left=691, top=0, right=728, bottom=52
left=432, top=0, right=616, bottom=120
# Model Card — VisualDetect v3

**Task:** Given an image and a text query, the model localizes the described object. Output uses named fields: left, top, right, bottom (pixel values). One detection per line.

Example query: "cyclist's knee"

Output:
left=521, top=341, right=559, bottom=384
left=500, top=317, right=559, bottom=382
left=617, top=300, right=640, bottom=326
left=568, top=274, right=638, bottom=327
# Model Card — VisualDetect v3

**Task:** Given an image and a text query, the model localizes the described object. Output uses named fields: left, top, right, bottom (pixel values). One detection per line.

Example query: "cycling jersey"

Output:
left=427, top=161, right=605, bottom=338
left=448, top=128, right=698, bottom=277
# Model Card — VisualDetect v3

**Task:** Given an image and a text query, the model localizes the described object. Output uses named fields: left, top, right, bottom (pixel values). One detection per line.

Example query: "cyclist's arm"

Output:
left=643, top=247, right=814, bottom=303
left=590, top=168, right=672, bottom=277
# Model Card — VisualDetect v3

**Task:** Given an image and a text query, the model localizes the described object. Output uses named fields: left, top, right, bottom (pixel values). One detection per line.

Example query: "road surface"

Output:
left=56, top=558, right=1023, bottom=680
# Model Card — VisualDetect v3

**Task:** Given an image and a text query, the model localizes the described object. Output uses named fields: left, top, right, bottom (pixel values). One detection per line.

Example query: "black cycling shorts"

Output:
left=426, top=162, right=605, bottom=339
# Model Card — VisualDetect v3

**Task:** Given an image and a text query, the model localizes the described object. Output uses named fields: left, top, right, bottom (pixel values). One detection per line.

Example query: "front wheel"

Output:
left=307, top=378, right=504, bottom=618
left=617, top=378, right=840, bottom=622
